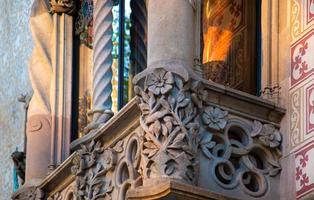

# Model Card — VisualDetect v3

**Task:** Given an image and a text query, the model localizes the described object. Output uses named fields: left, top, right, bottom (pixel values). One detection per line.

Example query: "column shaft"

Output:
left=147, top=0, right=195, bottom=67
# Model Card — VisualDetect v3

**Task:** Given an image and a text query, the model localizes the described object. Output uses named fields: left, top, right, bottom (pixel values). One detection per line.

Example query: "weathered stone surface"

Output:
left=0, top=0, right=33, bottom=199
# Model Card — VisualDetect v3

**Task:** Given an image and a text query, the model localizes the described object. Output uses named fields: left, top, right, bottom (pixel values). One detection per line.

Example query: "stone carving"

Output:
left=50, top=0, right=75, bottom=14
left=199, top=118, right=282, bottom=197
left=11, top=150, right=26, bottom=184
left=26, top=0, right=54, bottom=181
left=114, top=135, right=142, bottom=199
left=28, top=0, right=53, bottom=121
left=251, top=120, right=282, bottom=149
left=134, top=67, right=200, bottom=184
left=72, top=140, right=118, bottom=200
left=72, top=131, right=143, bottom=200
left=84, top=0, right=115, bottom=134
left=202, top=106, right=228, bottom=131
left=12, top=187, right=45, bottom=200
left=134, top=64, right=283, bottom=197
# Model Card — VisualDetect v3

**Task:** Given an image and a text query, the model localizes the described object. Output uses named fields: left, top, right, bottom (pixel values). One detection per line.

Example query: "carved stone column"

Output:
left=26, top=0, right=53, bottom=183
left=133, top=0, right=197, bottom=186
left=147, top=0, right=195, bottom=67
left=49, top=0, right=75, bottom=170
left=84, top=0, right=115, bottom=133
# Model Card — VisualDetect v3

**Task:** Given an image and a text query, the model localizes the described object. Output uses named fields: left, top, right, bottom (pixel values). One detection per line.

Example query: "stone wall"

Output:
left=0, top=0, right=33, bottom=199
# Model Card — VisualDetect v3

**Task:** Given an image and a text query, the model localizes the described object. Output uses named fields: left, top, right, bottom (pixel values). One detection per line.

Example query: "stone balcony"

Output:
left=14, top=63, right=285, bottom=200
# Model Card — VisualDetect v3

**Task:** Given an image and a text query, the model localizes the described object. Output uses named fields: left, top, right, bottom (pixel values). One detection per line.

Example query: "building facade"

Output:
left=2, top=0, right=314, bottom=199
left=0, top=1, right=33, bottom=199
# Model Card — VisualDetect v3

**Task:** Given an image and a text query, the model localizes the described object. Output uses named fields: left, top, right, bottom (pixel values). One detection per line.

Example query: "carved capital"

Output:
left=50, top=0, right=75, bottom=15
left=134, top=65, right=202, bottom=185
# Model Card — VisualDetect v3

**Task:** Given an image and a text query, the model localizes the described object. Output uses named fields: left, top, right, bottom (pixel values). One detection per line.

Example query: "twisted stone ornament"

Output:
left=130, top=0, right=147, bottom=75
left=84, top=0, right=114, bottom=133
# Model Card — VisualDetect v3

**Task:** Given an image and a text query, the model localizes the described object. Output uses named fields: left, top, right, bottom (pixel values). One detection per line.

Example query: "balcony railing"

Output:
left=12, top=1, right=285, bottom=200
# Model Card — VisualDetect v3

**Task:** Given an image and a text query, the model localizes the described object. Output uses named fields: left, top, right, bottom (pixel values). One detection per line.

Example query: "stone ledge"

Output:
left=126, top=179, right=239, bottom=200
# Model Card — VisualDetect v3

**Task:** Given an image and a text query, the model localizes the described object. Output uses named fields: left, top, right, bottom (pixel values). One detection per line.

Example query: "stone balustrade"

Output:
left=12, top=1, right=286, bottom=199
left=17, top=68, right=285, bottom=199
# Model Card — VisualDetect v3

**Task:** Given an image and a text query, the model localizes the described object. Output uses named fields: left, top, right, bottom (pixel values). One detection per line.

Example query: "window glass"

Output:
left=202, top=0, right=258, bottom=94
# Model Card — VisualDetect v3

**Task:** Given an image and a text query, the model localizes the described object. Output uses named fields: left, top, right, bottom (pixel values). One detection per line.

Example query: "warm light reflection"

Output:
left=202, top=0, right=234, bottom=63
left=202, top=27, right=233, bottom=63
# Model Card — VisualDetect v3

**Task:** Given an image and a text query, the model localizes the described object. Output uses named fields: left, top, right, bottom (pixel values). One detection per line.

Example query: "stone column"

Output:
left=133, top=0, right=198, bottom=186
left=25, top=0, right=53, bottom=184
left=49, top=0, right=75, bottom=170
left=147, top=0, right=195, bottom=67
left=84, top=0, right=115, bottom=134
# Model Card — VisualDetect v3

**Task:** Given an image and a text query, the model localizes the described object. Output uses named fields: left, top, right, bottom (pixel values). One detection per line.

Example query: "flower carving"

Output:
left=251, top=121, right=282, bottom=148
left=146, top=69, right=174, bottom=95
left=202, top=106, right=228, bottom=130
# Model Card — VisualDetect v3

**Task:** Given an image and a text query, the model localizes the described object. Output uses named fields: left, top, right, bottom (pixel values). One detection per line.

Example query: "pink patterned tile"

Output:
left=291, top=29, right=314, bottom=88
left=307, top=0, right=314, bottom=24
left=307, top=84, right=314, bottom=134
left=295, top=141, right=314, bottom=199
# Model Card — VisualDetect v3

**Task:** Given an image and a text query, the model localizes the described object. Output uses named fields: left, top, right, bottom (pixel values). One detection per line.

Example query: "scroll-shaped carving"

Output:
left=199, top=116, right=282, bottom=197
left=84, top=0, right=114, bottom=134
left=72, top=140, right=118, bottom=200
left=114, top=135, right=142, bottom=200
left=50, top=0, right=76, bottom=15
left=134, top=67, right=201, bottom=185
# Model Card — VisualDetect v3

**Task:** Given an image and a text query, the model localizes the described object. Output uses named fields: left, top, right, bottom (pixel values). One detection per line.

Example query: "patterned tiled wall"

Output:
left=290, top=0, right=314, bottom=199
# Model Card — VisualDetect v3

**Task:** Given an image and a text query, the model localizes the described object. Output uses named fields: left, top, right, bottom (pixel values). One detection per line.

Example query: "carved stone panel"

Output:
left=71, top=128, right=143, bottom=200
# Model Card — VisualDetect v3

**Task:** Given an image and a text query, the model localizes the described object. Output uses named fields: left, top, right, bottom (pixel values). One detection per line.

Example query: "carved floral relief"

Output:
left=133, top=66, right=282, bottom=198
left=134, top=68, right=201, bottom=184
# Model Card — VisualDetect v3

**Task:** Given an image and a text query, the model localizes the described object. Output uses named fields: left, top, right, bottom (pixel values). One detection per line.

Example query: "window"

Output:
left=74, top=0, right=147, bottom=138
left=201, top=0, right=261, bottom=95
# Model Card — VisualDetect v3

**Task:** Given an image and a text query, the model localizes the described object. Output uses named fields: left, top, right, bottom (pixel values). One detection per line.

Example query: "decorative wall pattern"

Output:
left=290, top=89, right=303, bottom=148
left=290, top=0, right=314, bottom=198
left=291, top=0, right=314, bottom=40
left=307, top=0, right=314, bottom=24
left=306, top=84, right=314, bottom=134
left=295, top=141, right=314, bottom=199
left=291, top=29, right=314, bottom=88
